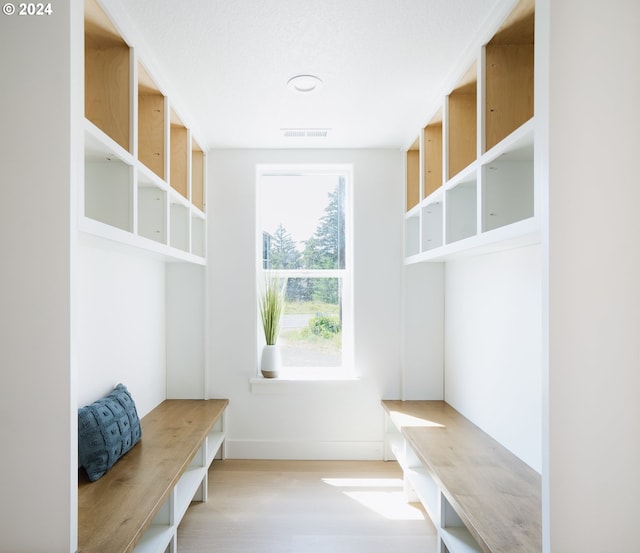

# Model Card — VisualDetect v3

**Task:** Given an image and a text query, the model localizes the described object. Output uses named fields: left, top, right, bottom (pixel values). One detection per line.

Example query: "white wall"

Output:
left=0, top=2, right=81, bottom=550
left=167, top=263, right=206, bottom=399
left=444, top=245, right=542, bottom=472
left=207, top=149, right=403, bottom=458
left=402, top=262, right=445, bottom=399
left=76, top=244, right=167, bottom=417
left=543, top=0, right=640, bottom=550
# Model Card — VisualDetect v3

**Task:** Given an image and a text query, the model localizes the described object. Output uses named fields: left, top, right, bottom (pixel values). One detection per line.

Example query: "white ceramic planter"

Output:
left=260, top=344, right=281, bottom=378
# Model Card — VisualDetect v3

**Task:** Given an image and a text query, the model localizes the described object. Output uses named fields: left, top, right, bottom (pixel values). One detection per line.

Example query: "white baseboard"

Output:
left=225, top=439, right=385, bottom=460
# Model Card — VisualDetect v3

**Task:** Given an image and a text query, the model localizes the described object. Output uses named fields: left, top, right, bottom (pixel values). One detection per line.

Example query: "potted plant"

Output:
left=259, top=274, right=286, bottom=378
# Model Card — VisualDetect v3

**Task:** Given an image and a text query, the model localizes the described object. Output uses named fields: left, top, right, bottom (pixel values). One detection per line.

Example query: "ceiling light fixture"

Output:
left=287, top=74, right=323, bottom=93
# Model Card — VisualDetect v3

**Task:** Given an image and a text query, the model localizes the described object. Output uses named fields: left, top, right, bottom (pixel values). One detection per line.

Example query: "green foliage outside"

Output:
left=264, top=179, right=345, bottom=361
left=303, top=314, right=341, bottom=339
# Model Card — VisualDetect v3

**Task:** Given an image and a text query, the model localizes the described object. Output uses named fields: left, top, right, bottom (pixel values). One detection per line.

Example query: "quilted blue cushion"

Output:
left=78, top=384, right=142, bottom=482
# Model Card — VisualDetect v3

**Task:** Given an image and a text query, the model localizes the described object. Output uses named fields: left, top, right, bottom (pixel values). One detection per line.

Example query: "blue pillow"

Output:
left=78, top=384, right=142, bottom=481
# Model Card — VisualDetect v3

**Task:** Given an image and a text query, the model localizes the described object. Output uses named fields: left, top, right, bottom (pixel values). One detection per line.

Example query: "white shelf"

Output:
left=440, top=527, right=483, bottom=553
left=83, top=0, right=206, bottom=268
left=132, top=525, right=174, bottom=553
left=402, top=0, right=535, bottom=264
left=83, top=117, right=207, bottom=264
left=206, top=431, right=225, bottom=466
left=79, top=216, right=206, bottom=265
left=176, top=466, right=207, bottom=523
left=406, top=466, right=439, bottom=521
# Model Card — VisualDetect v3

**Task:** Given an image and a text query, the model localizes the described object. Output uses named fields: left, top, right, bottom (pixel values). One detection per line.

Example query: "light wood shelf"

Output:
left=423, top=110, right=443, bottom=198
left=82, top=0, right=206, bottom=264
left=403, top=0, right=537, bottom=263
left=191, top=139, right=205, bottom=212
left=170, top=110, right=189, bottom=200
left=405, top=137, right=420, bottom=212
left=84, top=0, right=130, bottom=153
left=382, top=400, right=542, bottom=553
left=485, top=0, right=534, bottom=151
left=138, top=63, right=166, bottom=180
left=447, top=64, right=477, bottom=180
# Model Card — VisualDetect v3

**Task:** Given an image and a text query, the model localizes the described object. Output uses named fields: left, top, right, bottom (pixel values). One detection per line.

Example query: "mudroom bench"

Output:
left=78, top=399, right=228, bottom=553
left=382, top=400, right=541, bottom=553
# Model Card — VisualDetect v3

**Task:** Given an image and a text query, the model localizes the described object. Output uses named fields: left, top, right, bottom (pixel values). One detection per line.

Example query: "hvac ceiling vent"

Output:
left=282, top=128, right=330, bottom=138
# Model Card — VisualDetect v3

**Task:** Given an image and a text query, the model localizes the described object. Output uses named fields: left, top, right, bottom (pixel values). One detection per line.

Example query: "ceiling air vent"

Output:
left=282, top=128, right=330, bottom=138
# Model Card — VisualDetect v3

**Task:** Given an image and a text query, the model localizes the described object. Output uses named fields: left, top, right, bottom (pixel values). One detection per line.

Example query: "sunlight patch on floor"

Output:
left=322, top=477, right=404, bottom=488
left=321, top=477, right=425, bottom=521
left=343, top=490, right=425, bottom=520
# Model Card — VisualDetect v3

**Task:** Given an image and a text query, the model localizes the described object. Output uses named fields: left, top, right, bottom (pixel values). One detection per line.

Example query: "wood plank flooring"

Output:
left=178, top=459, right=437, bottom=553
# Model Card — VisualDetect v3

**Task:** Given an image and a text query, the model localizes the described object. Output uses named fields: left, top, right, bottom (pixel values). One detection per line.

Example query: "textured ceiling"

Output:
left=104, top=0, right=504, bottom=150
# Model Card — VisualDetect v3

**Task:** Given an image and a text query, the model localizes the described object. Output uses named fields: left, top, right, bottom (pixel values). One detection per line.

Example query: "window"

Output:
left=257, top=164, right=353, bottom=373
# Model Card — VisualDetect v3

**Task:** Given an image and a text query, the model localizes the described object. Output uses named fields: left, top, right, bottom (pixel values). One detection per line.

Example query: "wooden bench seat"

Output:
left=78, top=399, right=228, bottom=553
left=382, top=400, right=541, bottom=553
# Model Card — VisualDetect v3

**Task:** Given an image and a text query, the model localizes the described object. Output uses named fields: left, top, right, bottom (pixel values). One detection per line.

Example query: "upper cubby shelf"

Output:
left=448, top=63, right=477, bottom=180
left=404, top=0, right=536, bottom=264
left=83, top=0, right=206, bottom=264
left=84, top=0, right=130, bottom=153
left=484, top=0, right=534, bottom=152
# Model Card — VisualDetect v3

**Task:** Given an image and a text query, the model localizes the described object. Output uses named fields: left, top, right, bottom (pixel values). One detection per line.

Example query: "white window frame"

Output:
left=255, top=163, right=354, bottom=380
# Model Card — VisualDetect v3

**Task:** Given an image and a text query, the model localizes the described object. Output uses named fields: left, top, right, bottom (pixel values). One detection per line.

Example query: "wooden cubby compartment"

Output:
left=447, top=64, right=477, bottom=180
left=485, top=0, right=534, bottom=152
left=138, top=63, right=166, bottom=180
left=423, top=110, right=443, bottom=198
left=191, top=139, right=205, bottom=212
left=170, top=110, right=189, bottom=200
left=406, top=138, right=420, bottom=211
left=84, top=0, right=131, bottom=152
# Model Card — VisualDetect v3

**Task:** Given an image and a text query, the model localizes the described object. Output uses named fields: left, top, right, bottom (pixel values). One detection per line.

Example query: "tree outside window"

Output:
left=257, top=167, right=352, bottom=369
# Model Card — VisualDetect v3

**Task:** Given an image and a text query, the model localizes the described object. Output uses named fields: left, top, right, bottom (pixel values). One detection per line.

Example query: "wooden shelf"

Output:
left=406, top=137, right=420, bottom=212
left=83, top=0, right=206, bottom=264
left=191, top=139, right=205, bottom=212
left=403, top=0, right=536, bottom=263
left=138, top=63, right=166, bottom=180
left=170, top=110, right=189, bottom=200
left=382, top=400, right=542, bottom=553
left=448, top=64, right=477, bottom=180
left=423, top=110, right=443, bottom=198
left=484, top=0, right=534, bottom=151
left=84, top=0, right=130, bottom=153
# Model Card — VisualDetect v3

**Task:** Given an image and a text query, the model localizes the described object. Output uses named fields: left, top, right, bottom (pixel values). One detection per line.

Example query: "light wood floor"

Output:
left=178, top=459, right=437, bottom=553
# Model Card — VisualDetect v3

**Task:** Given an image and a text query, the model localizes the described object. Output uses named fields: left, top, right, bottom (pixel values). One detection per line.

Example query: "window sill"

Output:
left=249, top=368, right=359, bottom=394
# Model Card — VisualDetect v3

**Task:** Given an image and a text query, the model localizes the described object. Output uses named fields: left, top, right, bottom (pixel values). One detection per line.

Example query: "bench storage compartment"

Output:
left=78, top=399, right=228, bottom=553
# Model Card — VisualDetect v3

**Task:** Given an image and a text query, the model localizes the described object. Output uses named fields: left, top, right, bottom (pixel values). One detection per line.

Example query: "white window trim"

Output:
left=255, top=164, right=354, bottom=381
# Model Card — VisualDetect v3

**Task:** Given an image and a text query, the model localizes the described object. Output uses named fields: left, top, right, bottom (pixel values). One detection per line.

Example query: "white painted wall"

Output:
left=167, top=263, right=206, bottom=399
left=402, top=262, right=445, bottom=400
left=207, top=149, right=403, bottom=458
left=0, top=2, right=81, bottom=550
left=76, top=244, right=167, bottom=416
left=444, top=245, right=542, bottom=472
left=543, top=0, right=640, bottom=550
